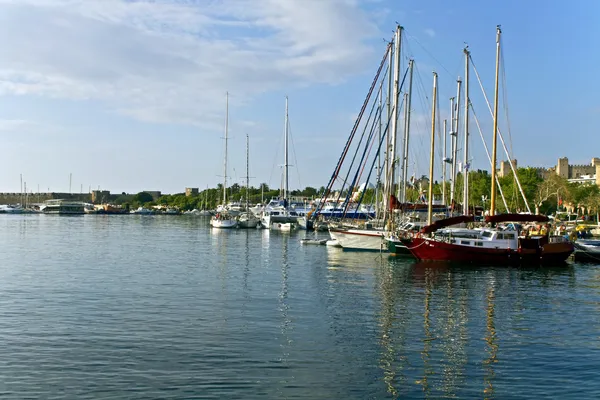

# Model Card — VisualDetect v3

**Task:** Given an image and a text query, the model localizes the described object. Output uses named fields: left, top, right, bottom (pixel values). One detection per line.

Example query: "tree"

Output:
left=533, top=174, right=568, bottom=215
left=133, top=192, right=153, bottom=204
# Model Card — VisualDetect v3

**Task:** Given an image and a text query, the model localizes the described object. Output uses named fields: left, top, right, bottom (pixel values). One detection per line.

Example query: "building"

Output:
left=91, top=190, right=110, bottom=204
left=499, top=157, right=600, bottom=186
left=498, top=159, right=518, bottom=178
left=185, top=187, right=199, bottom=197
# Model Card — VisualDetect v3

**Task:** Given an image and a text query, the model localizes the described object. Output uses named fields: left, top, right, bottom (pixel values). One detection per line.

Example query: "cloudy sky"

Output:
left=0, top=0, right=598, bottom=194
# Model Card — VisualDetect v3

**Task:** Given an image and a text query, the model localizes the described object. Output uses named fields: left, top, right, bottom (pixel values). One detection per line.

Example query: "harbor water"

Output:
left=1, top=215, right=600, bottom=399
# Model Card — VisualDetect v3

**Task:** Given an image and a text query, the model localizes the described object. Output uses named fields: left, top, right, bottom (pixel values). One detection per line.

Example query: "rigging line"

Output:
left=470, top=101, right=510, bottom=212
left=286, top=115, right=302, bottom=190
left=355, top=112, right=393, bottom=217
left=342, top=103, right=383, bottom=218
left=334, top=75, right=390, bottom=208
left=404, top=31, right=454, bottom=78
left=313, top=41, right=392, bottom=219
left=500, top=44, right=514, bottom=163
left=469, top=54, right=531, bottom=213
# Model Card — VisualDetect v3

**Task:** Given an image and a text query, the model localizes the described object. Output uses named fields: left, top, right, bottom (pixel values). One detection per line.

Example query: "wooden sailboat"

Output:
left=400, top=26, right=574, bottom=264
left=211, top=92, right=238, bottom=228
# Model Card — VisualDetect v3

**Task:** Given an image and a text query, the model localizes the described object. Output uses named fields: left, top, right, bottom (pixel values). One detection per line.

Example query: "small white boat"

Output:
left=131, top=207, right=153, bottom=215
left=0, top=204, right=24, bottom=214
left=271, top=222, right=294, bottom=231
left=325, top=239, right=342, bottom=247
left=210, top=212, right=238, bottom=228
left=238, top=212, right=259, bottom=229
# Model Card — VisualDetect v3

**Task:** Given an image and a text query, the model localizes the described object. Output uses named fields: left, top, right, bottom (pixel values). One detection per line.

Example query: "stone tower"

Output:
left=556, top=157, right=569, bottom=179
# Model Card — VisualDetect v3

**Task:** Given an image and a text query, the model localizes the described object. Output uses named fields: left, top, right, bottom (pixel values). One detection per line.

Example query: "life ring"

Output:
left=560, top=225, right=566, bottom=232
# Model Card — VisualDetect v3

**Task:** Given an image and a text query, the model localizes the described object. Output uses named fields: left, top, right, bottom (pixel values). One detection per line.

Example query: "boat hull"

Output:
left=404, top=237, right=573, bottom=264
left=386, top=237, right=412, bottom=256
left=329, top=229, right=386, bottom=251
left=210, top=219, right=238, bottom=228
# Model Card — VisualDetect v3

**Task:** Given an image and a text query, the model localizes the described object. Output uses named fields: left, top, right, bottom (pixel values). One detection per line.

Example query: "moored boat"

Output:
left=210, top=212, right=238, bottom=228
left=42, top=199, right=85, bottom=215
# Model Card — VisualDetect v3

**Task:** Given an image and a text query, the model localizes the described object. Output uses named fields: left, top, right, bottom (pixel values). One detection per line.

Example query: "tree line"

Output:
left=111, top=168, right=600, bottom=217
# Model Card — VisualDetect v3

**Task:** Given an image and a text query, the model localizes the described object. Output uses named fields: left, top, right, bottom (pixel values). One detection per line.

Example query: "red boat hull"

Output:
left=404, top=237, right=573, bottom=264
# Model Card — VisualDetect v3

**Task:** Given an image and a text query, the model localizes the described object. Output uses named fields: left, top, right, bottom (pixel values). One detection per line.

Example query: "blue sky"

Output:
left=0, top=0, right=598, bottom=194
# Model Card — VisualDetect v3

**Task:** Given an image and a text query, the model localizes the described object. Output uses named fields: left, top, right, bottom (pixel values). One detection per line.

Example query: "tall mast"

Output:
left=401, top=58, right=414, bottom=203
left=284, top=96, right=289, bottom=202
left=246, top=134, right=250, bottom=211
left=384, top=38, right=393, bottom=206
left=490, top=26, right=502, bottom=216
left=376, top=86, right=382, bottom=219
left=462, top=46, right=470, bottom=215
left=223, top=91, right=229, bottom=205
left=388, top=25, right=402, bottom=205
left=427, top=72, right=438, bottom=225
left=442, top=119, right=447, bottom=206
left=451, top=79, right=462, bottom=206
left=448, top=97, right=455, bottom=205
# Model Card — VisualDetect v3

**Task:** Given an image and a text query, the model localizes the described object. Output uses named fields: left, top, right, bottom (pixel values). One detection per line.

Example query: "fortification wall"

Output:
left=0, top=192, right=92, bottom=204
left=569, top=164, right=596, bottom=178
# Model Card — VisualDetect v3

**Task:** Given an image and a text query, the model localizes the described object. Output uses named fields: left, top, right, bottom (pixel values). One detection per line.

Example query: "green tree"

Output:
left=134, top=192, right=153, bottom=204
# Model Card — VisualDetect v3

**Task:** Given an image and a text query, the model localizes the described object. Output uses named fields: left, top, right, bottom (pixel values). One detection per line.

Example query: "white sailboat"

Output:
left=261, top=96, right=297, bottom=229
left=211, top=92, right=238, bottom=229
left=238, top=134, right=260, bottom=228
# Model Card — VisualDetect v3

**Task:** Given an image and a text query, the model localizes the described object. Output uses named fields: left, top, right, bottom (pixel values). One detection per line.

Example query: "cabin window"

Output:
left=475, top=242, right=483, bottom=246
left=482, top=231, right=492, bottom=238
left=461, top=240, right=470, bottom=245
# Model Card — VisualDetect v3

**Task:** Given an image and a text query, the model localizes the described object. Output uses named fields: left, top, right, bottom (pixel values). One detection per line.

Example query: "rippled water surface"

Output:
left=1, top=215, right=600, bottom=399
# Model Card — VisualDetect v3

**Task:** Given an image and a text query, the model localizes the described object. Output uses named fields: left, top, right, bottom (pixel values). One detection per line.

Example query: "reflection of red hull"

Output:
left=404, top=237, right=573, bottom=264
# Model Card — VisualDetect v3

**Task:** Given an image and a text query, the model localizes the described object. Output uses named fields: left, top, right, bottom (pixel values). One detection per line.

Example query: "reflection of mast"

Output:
left=483, top=284, right=498, bottom=399
left=377, top=260, right=408, bottom=397
left=441, top=272, right=468, bottom=396
left=417, top=268, right=434, bottom=397
left=279, top=235, right=291, bottom=366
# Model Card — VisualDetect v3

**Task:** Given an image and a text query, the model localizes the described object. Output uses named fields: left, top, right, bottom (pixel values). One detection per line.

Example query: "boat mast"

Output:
left=284, top=96, right=289, bottom=202
left=246, top=134, right=250, bottom=212
left=384, top=37, right=393, bottom=211
left=490, top=26, right=501, bottom=216
left=442, top=119, right=447, bottom=206
left=448, top=97, right=455, bottom=206
left=376, top=86, right=382, bottom=219
left=223, top=91, right=229, bottom=205
left=462, top=46, right=470, bottom=215
left=401, top=59, right=414, bottom=203
left=387, top=25, right=402, bottom=214
left=427, top=72, right=438, bottom=225
left=450, top=78, right=462, bottom=207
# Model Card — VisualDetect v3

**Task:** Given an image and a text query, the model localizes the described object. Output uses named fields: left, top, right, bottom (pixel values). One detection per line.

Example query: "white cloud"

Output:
left=0, top=0, right=379, bottom=127
left=424, top=28, right=436, bottom=38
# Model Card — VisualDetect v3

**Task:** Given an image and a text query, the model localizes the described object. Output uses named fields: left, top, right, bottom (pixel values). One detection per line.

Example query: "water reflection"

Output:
left=484, top=283, right=498, bottom=399
left=279, top=234, right=291, bottom=366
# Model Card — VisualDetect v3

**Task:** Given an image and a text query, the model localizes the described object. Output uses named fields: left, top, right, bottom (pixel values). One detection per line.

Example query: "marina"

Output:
left=2, top=1, right=600, bottom=397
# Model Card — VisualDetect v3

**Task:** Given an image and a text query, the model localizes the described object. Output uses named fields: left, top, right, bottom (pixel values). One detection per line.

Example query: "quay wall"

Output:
left=0, top=192, right=92, bottom=204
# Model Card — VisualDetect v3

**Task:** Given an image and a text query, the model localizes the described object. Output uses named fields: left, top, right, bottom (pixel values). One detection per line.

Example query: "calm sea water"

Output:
left=1, top=215, right=600, bottom=399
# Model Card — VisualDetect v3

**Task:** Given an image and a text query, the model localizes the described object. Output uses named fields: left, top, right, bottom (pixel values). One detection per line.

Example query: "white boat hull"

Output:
left=271, top=222, right=294, bottom=231
left=328, top=229, right=386, bottom=251
left=210, top=218, right=238, bottom=228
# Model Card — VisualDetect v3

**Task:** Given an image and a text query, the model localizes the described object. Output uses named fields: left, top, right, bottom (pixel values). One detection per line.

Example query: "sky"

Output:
left=0, top=0, right=598, bottom=194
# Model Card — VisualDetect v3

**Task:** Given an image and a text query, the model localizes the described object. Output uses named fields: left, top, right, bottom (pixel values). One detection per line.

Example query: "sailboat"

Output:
left=238, top=135, right=260, bottom=228
left=211, top=92, right=238, bottom=229
left=400, top=27, right=574, bottom=264
left=260, top=96, right=297, bottom=230
left=327, top=25, right=403, bottom=251
left=197, top=186, right=212, bottom=216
